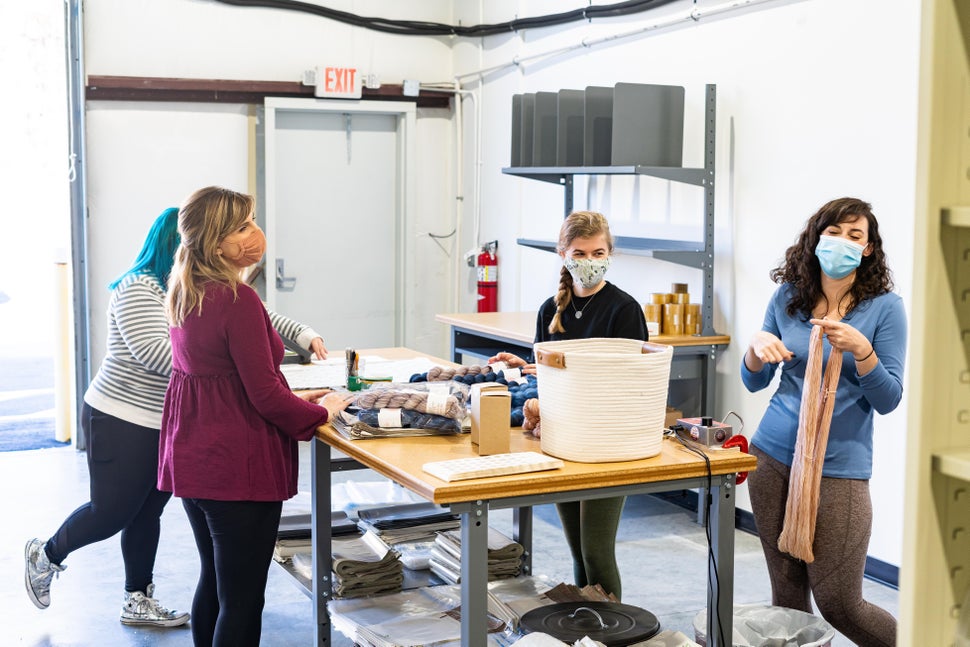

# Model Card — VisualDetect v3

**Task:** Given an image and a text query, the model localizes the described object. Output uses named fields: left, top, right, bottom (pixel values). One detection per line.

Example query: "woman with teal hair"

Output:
left=108, top=207, right=181, bottom=290
left=25, top=206, right=328, bottom=628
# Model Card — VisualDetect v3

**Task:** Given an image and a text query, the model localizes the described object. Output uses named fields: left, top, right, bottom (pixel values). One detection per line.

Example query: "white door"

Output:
left=263, top=99, right=415, bottom=353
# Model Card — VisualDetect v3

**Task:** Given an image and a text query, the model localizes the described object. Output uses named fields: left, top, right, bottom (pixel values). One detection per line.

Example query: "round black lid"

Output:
left=520, top=601, right=661, bottom=646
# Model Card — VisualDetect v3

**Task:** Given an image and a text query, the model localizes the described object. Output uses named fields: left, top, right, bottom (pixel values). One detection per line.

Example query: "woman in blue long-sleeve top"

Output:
left=741, top=197, right=905, bottom=647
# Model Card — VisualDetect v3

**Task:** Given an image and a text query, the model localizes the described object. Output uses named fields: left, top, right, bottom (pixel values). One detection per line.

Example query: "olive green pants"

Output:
left=555, top=496, right=625, bottom=599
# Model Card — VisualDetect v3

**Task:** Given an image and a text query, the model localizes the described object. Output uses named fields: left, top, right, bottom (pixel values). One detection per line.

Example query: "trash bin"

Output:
left=693, top=605, right=835, bottom=647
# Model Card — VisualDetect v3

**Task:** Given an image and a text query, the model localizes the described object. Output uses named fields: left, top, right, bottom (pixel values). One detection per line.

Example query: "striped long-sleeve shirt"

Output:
left=84, top=273, right=320, bottom=430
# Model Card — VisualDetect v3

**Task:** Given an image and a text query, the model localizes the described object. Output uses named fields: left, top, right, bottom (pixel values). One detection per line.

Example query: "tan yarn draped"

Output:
left=426, top=365, right=492, bottom=381
left=777, top=324, right=843, bottom=563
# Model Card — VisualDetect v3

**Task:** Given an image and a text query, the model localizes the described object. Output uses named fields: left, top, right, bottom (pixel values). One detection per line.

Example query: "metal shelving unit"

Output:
left=502, top=83, right=718, bottom=337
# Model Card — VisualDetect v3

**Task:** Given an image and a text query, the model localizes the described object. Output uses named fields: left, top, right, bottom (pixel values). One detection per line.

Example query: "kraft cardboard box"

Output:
left=665, top=406, right=683, bottom=428
left=470, top=383, right=511, bottom=455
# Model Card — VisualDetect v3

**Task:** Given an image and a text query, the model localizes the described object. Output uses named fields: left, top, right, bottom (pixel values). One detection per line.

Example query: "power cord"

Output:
left=664, top=424, right=726, bottom=647
left=211, top=0, right=679, bottom=37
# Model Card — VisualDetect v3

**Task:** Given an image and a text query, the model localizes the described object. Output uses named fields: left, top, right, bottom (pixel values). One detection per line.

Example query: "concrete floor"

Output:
left=2, top=444, right=898, bottom=646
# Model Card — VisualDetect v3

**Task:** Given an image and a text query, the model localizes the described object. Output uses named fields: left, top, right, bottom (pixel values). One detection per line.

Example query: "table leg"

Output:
left=707, top=475, right=736, bottom=647
left=512, top=506, right=533, bottom=576
left=311, top=437, right=333, bottom=646
left=459, top=500, right=490, bottom=647
left=696, top=346, right=717, bottom=526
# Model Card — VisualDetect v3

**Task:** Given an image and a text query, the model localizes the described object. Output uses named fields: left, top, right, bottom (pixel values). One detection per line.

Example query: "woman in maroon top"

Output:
left=160, top=186, right=351, bottom=647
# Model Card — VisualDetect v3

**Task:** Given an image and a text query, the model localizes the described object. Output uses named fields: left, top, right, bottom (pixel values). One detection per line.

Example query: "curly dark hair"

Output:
left=770, top=197, right=894, bottom=319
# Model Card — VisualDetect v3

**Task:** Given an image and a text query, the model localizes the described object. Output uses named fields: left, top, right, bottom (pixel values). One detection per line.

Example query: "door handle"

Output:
left=276, top=259, right=297, bottom=291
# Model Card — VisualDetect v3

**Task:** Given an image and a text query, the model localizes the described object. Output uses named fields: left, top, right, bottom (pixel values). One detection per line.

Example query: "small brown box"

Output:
left=665, top=406, right=683, bottom=428
left=471, top=383, right=511, bottom=455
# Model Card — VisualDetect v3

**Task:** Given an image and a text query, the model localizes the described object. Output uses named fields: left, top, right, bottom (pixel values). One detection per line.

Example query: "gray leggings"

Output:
left=747, top=445, right=896, bottom=646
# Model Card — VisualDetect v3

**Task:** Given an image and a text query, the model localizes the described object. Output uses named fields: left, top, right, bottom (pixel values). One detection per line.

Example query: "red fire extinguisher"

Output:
left=477, top=241, right=498, bottom=313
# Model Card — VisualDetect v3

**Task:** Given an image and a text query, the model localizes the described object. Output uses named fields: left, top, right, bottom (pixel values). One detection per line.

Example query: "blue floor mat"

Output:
left=0, top=419, right=70, bottom=452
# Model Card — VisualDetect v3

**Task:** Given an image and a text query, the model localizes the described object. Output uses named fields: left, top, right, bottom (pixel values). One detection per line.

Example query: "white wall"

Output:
left=83, top=0, right=458, bottom=361
left=83, top=0, right=922, bottom=566
left=84, top=101, right=252, bottom=364
left=454, top=0, right=921, bottom=567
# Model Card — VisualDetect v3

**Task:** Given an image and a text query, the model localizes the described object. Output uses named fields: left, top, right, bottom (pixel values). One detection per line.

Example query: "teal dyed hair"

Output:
left=109, top=207, right=181, bottom=290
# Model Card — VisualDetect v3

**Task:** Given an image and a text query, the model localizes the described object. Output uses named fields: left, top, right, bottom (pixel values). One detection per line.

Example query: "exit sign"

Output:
left=314, top=66, right=362, bottom=99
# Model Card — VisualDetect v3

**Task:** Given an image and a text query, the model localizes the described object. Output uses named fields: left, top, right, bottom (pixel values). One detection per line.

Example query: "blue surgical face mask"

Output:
left=815, top=235, right=866, bottom=279
left=564, top=256, right=612, bottom=289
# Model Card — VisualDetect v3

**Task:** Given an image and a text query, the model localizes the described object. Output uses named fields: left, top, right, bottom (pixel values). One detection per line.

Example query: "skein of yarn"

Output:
left=426, top=365, right=492, bottom=381
left=522, top=398, right=541, bottom=437
left=354, top=382, right=469, bottom=421
left=777, top=324, right=844, bottom=562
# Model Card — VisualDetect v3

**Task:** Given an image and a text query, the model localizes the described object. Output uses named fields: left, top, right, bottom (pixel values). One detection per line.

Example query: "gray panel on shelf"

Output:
left=520, top=93, right=535, bottom=167
left=557, top=89, right=585, bottom=167
left=533, top=91, right=559, bottom=167
left=611, top=83, right=685, bottom=167
left=510, top=94, right=522, bottom=167
left=584, top=86, right=614, bottom=166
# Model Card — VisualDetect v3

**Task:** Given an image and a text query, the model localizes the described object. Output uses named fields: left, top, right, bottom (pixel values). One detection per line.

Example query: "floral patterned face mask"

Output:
left=563, top=256, right=612, bottom=290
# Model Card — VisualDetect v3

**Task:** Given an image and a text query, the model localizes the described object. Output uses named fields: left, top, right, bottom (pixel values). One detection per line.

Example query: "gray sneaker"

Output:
left=120, top=583, right=189, bottom=627
left=24, top=538, right=65, bottom=609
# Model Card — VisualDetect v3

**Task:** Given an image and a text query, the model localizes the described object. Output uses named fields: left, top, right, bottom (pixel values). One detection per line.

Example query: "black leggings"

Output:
left=45, top=403, right=172, bottom=593
left=182, top=497, right=282, bottom=647
left=747, top=445, right=896, bottom=646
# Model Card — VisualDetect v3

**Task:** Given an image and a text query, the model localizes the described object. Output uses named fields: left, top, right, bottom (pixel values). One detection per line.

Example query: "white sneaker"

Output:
left=24, top=538, right=65, bottom=609
left=120, top=583, right=189, bottom=627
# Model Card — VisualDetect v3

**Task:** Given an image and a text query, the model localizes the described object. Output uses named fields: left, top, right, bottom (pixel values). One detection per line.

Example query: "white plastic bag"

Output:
left=692, top=605, right=835, bottom=647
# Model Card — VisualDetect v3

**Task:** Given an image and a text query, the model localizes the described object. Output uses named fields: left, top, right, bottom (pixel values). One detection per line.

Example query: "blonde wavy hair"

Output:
left=548, top=211, right=614, bottom=335
left=166, top=186, right=256, bottom=327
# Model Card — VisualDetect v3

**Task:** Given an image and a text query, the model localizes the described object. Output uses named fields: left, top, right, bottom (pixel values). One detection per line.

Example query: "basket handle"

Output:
left=642, top=341, right=669, bottom=354
left=535, top=349, right=566, bottom=369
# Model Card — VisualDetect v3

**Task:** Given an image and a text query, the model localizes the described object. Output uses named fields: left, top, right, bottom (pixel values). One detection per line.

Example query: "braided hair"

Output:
left=548, top=211, right=614, bottom=334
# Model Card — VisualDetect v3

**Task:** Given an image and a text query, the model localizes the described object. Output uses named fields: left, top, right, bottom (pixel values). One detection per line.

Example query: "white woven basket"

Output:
left=534, top=338, right=673, bottom=463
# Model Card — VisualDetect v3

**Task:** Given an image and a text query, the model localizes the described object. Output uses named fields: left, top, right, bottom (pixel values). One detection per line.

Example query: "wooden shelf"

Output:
left=942, top=206, right=970, bottom=227
left=932, top=449, right=970, bottom=482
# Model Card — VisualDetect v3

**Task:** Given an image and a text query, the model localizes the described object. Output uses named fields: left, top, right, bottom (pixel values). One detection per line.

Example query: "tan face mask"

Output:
left=219, top=226, right=266, bottom=269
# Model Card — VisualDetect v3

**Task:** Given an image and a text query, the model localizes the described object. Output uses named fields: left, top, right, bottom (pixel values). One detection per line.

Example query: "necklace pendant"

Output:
left=575, top=311, right=582, bottom=319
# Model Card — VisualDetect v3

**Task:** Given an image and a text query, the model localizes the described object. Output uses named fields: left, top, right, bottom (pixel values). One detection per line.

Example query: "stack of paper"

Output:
left=428, top=527, right=524, bottom=584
